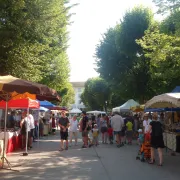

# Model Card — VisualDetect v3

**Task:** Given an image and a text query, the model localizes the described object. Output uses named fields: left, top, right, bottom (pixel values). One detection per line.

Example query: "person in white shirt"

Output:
left=143, top=113, right=152, bottom=134
left=69, top=115, right=78, bottom=146
left=28, top=111, right=35, bottom=148
left=111, top=112, right=124, bottom=147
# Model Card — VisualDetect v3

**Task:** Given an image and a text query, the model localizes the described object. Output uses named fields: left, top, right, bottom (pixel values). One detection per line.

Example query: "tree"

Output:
left=95, top=6, right=154, bottom=103
left=81, top=78, right=111, bottom=110
left=160, top=10, right=180, bottom=36
left=137, top=24, right=180, bottom=93
left=153, top=0, right=180, bottom=14
left=0, top=0, right=71, bottom=84
left=58, top=82, right=75, bottom=108
left=0, top=0, right=74, bottom=106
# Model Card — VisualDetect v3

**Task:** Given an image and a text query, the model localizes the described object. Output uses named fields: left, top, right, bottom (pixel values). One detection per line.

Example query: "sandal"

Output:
left=148, top=160, right=155, bottom=164
left=59, top=148, right=64, bottom=151
left=158, top=163, right=163, bottom=166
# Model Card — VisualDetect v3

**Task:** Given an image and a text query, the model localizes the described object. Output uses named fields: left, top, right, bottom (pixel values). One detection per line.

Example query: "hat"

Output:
left=94, top=124, right=97, bottom=126
left=82, top=111, right=86, bottom=115
left=138, top=129, right=142, bottom=133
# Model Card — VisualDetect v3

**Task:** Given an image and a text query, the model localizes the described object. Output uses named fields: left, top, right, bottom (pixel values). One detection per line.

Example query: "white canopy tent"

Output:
left=87, top=110, right=106, bottom=115
left=69, top=108, right=82, bottom=114
left=145, top=93, right=180, bottom=108
left=112, top=99, right=139, bottom=112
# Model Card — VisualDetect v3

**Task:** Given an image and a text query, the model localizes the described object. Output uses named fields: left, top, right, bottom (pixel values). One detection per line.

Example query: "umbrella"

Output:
left=49, top=106, right=68, bottom=111
left=0, top=75, right=60, bottom=101
left=145, top=93, right=180, bottom=108
left=0, top=75, right=60, bottom=169
left=38, top=100, right=55, bottom=108
left=39, top=106, right=49, bottom=111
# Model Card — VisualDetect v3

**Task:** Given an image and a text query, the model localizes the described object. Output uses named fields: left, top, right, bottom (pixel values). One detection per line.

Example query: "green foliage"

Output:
left=58, top=82, right=75, bottom=108
left=153, top=0, right=180, bottom=14
left=118, top=5, right=153, bottom=55
left=0, top=0, right=74, bottom=106
left=160, top=10, right=180, bottom=36
left=81, top=78, right=111, bottom=110
left=137, top=24, right=180, bottom=93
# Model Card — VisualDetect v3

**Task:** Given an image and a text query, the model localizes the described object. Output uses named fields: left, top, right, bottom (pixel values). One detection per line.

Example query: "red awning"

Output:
left=0, top=99, right=40, bottom=109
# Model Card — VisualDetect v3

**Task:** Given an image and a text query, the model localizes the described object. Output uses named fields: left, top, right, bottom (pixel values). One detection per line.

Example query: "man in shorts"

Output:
left=111, top=112, right=124, bottom=148
left=59, top=111, right=69, bottom=151
left=81, top=111, right=89, bottom=148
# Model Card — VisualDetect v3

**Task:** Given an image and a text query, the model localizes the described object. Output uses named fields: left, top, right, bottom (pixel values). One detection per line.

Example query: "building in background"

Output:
left=70, top=82, right=86, bottom=109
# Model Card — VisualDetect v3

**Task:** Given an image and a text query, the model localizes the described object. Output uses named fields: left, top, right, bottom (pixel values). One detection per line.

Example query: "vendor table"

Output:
left=0, top=130, right=21, bottom=154
left=163, top=131, right=180, bottom=152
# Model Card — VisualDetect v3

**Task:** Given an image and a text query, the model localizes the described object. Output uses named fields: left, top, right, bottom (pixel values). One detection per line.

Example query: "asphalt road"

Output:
left=0, top=131, right=180, bottom=180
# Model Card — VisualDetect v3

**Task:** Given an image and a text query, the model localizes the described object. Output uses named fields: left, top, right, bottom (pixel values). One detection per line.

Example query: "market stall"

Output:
left=112, top=99, right=139, bottom=112
left=0, top=98, right=40, bottom=154
left=145, top=93, right=180, bottom=153
left=69, top=108, right=82, bottom=114
left=0, top=75, right=60, bottom=170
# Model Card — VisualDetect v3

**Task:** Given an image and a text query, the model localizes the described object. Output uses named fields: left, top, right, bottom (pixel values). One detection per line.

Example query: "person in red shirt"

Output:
left=107, top=125, right=113, bottom=144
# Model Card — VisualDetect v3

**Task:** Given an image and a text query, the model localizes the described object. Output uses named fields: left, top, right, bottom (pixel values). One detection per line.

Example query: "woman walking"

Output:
left=100, top=114, right=108, bottom=144
left=51, top=114, right=56, bottom=135
left=69, top=115, right=78, bottom=146
left=148, top=112, right=164, bottom=166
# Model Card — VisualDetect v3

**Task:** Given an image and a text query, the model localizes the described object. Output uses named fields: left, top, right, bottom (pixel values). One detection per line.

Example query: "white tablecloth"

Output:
left=0, top=130, right=20, bottom=152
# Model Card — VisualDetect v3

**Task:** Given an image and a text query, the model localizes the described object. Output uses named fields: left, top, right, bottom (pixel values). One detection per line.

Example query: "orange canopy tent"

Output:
left=0, top=98, right=39, bottom=109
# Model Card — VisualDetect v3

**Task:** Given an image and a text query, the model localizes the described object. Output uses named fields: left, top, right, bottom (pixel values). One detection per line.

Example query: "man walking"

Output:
left=111, top=112, right=124, bottom=148
left=59, top=111, right=69, bottom=151
left=81, top=111, right=89, bottom=148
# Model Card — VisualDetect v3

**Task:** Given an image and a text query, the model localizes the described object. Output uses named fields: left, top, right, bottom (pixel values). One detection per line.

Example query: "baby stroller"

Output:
left=136, top=133, right=151, bottom=162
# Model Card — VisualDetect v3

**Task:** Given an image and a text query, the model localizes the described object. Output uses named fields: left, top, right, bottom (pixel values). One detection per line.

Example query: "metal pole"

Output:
left=37, top=110, right=40, bottom=149
left=2, top=94, right=8, bottom=168
left=23, top=108, right=29, bottom=156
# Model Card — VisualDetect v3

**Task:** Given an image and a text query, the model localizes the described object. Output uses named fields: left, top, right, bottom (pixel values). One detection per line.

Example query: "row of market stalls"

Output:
left=112, top=88, right=180, bottom=153
left=145, top=92, right=180, bottom=153
left=0, top=99, right=69, bottom=155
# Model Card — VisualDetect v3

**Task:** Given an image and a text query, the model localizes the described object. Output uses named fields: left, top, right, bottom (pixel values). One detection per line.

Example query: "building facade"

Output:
left=70, top=82, right=86, bottom=109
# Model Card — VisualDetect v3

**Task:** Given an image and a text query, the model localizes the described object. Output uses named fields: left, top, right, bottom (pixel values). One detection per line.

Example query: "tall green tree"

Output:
left=95, top=6, right=154, bottom=103
left=0, top=0, right=74, bottom=106
left=81, top=78, right=111, bottom=110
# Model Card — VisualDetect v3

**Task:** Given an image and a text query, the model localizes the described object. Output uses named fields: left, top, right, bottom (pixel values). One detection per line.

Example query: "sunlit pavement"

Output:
left=1, top=131, right=180, bottom=180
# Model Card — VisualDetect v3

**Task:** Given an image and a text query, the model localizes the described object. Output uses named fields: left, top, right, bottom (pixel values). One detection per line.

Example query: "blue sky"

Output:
left=67, top=0, right=162, bottom=82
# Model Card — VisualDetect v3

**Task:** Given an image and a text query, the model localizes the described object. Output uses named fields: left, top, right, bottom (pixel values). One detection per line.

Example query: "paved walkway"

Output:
left=0, top=132, right=180, bottom=180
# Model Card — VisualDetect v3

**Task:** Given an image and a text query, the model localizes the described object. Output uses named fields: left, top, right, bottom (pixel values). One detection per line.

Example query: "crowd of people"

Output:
left=18, top=110, right=164, bottom=166
left=57, top=110, right=164, bottom=166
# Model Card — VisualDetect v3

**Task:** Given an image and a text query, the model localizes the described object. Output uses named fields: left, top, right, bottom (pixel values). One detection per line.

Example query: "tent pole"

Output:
left=23, top=108, right=29, bottom=156
left=37, top=110, right=40, bottom=150
left=1, top=94, right=8, bottom=168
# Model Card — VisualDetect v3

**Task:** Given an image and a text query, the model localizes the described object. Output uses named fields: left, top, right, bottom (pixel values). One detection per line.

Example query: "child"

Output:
left=138, top=129, right=144, bottom=145
left=107, top=125, right=113, bottom=144
left=121, top=125, right=126, bottom=146
left=92, top=124, right=99, bottom=146
left=126, top=119, right=133, bottom=145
